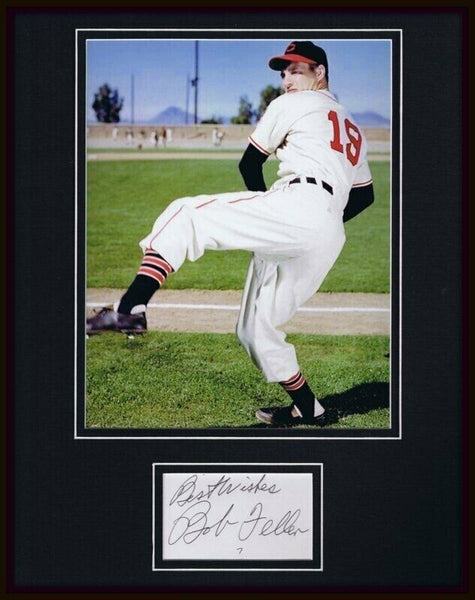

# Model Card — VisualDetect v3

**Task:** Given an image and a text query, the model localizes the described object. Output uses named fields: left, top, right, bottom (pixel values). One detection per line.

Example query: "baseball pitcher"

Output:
left=87, top=41, right=375, bottom=426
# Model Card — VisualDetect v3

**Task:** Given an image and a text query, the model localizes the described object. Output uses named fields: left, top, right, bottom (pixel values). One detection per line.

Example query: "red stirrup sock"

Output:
left=118, top=249, right=173, bottom=314
left=280, top=371, right=324, bottom=418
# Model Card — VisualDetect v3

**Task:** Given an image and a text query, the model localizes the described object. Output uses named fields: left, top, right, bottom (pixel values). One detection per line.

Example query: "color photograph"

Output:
left=82, top=34, right=394, bottom=434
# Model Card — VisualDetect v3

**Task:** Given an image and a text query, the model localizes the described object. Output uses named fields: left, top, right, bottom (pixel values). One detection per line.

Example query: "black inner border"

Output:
left=153, top=464, right=322, bottom=570
left=76, top=29, right=401, bottom=439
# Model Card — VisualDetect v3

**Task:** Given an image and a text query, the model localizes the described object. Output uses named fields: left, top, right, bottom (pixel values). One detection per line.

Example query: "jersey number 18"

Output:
left=328, top=110, right=362, bottom=166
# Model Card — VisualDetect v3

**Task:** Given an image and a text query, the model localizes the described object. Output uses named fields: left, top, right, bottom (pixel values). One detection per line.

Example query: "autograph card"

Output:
left=161, top=472, right=313, bottom=561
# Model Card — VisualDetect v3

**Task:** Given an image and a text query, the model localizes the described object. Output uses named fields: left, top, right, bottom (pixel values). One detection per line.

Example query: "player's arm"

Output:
left=240, top=94, right=289, bottom=191
left=343, top=182, right=374, bottom=222
left=238, top=143, right=269, bottom=192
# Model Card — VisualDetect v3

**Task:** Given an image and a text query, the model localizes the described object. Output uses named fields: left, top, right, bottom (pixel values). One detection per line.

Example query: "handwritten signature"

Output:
left=167, top=500, right=309, bottom=546
left=169, top=473, right=281, bottom=507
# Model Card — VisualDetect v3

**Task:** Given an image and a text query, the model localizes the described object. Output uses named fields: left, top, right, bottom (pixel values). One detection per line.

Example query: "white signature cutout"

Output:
left=162, top=472, right=313, bottom=560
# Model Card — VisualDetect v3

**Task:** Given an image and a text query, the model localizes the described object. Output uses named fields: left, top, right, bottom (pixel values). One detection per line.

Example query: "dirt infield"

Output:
left=86, top=289, right=390, bottom=335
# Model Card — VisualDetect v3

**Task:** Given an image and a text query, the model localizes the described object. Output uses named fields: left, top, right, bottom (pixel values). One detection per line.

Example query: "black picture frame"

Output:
left=6, top=7, right=468, bottom=595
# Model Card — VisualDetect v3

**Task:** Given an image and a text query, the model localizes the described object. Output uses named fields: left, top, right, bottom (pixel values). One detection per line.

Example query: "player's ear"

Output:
left=315, top=64, right=326, bottom=81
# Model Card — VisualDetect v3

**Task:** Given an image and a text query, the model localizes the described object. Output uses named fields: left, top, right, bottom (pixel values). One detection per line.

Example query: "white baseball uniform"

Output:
left=140, top=89, right=372, bottom=382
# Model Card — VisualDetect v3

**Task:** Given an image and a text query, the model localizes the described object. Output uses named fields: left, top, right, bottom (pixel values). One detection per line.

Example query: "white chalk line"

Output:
left=87, top=302, right=389, bottom=313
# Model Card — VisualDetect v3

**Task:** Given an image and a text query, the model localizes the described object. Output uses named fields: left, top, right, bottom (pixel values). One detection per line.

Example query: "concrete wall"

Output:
left=86, top=123, right=256, bottom=142
left=86, top=123, right=390, bottom=154
left=86, top=123, right=390, bottom=142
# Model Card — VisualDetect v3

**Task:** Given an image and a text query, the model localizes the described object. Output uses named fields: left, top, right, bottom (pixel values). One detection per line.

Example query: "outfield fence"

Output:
left=86, top=123, right=391, bottom=154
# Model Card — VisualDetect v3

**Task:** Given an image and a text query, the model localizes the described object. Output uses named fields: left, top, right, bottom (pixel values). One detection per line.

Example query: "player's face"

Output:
left=281, top=62, right=319, bottom=93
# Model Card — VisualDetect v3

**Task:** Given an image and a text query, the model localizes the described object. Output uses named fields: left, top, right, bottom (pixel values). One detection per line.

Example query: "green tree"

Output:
left=231, top=95, right=254, bottom=124
left=91, top=83, right=123, bottom=123
left=201, top=116, right=223, bottom=124
left=257, top=85, right=282, bottom=119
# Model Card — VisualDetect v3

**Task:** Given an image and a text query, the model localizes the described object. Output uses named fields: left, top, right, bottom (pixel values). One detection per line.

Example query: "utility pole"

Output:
left=185, top=73, right=190, bottom=124
left=193, top=40, right=199, bottom=124
left=131, top=73, right=135, bottom=124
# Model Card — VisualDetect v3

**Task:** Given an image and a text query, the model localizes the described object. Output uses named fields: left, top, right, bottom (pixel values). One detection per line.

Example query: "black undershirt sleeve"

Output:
left=343, top=183, right=375, bottom=222
left=238, top=143, right=269, bottom=192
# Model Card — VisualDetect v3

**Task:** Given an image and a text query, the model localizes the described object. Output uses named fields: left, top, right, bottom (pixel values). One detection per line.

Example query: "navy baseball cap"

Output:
left=269, top=41, right=328, bottom=75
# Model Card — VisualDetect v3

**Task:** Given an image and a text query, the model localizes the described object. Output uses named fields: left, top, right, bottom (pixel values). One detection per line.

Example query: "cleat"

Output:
left=255, top=405, right=327, bottom=427
left=86, top=306, right=147, bottom=336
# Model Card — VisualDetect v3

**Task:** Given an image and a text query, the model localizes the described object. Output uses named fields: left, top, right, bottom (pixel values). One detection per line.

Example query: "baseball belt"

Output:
left=289, top=177, right=333, bottom=195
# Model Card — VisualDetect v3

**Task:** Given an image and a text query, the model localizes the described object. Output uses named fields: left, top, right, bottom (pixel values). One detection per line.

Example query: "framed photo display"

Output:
left=8, top=7, right=468, bottom=594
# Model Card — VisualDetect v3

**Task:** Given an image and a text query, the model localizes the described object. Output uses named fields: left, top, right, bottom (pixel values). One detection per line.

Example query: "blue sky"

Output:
left=86, top=38, right=392, bottom=123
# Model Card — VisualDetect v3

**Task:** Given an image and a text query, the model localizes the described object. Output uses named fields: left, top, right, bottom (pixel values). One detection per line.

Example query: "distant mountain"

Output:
left=149, top=106, right=229, bottom=125
left=148, top=106, right=196, bottom=125
left=351, top=111, right=390, bottom=127
left=147, top=106, right=389, bottom=127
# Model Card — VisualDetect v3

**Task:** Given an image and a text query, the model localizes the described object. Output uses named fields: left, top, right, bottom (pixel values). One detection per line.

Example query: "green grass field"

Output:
left=86, top=159, right=390, bottom=292
left=86, top=157, right=391, bottom=430
left=86, top=332, right=389, bottom=429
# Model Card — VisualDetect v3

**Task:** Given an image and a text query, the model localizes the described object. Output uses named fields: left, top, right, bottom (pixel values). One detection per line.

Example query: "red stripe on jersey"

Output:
left=138, top=266, right=166, bottom=284
left=227, top=193, right=260, bottom=205
left=195, top=199, right=217, bottom=209
left=315, top=90, right=338, bottom=103
left=148, top=205, right=184, bottom=246
left=352, top=179, right=373, bottom=188
left=248, top=136, right=271, bottom=156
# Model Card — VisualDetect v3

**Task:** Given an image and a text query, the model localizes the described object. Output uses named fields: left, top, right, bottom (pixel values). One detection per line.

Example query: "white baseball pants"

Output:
left=140, top=182, right=346, bottom=382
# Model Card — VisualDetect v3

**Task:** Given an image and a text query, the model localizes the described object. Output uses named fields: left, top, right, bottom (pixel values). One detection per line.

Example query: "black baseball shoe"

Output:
left=86, top=306, right=147, bottom=337
left=255, top=405, right=327, bottom=427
